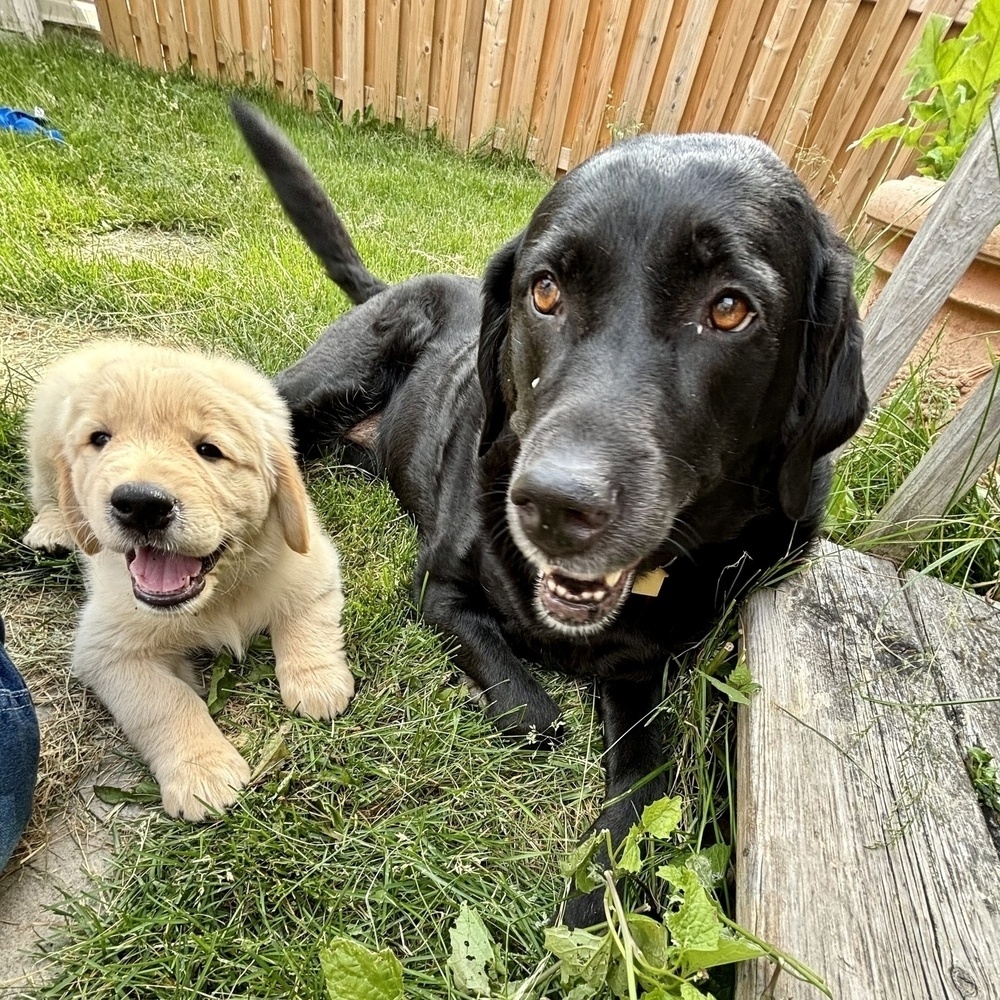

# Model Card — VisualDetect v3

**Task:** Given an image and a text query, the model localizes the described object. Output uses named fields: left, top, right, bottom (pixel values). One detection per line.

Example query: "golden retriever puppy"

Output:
left=24, top=342, right=354, bottom=820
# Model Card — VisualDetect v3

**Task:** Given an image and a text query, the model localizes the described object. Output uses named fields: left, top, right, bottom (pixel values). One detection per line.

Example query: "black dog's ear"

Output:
left=778, top=224, right=868, bottom=521
left=478, top=232, right=524, bottom=456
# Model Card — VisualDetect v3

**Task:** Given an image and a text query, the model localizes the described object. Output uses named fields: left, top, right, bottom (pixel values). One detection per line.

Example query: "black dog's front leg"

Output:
left=560, top=673, right=668, bottom=928
left=421, top=578, right=563, bottom=743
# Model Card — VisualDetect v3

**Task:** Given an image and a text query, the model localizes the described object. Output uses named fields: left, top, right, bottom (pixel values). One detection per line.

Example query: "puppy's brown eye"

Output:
left=531, top=275, right=561, bottom=315
left=709, top=294, right=754, bottom=332
left=90, top=431, right=111, bottom=448
left=196, top=442, right=225, bottom=461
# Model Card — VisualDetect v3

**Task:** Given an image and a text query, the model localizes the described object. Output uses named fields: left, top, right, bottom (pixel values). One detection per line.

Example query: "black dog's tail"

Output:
left=230, top=99, right=388, bottom=306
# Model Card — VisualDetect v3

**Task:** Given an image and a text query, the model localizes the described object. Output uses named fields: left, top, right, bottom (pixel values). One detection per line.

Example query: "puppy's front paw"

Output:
left=488, top=695, right=565, bottom=749
left=23, top=512, right=75, bottom=553
left=279, top=657, right=355, bottom=720
left=159, top=741, right=251, bottom=821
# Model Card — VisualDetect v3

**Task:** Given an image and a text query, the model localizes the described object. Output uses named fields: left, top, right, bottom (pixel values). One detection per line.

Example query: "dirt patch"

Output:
left=78, top=228, right=218, bottom=267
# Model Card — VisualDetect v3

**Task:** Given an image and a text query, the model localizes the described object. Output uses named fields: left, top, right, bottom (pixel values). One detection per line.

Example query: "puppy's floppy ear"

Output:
left=55, top=451, right=101, bottom=555
left=778, top=222, right=868, bottom=521
left=477, top=232, right=523, bottom=457
left=272, top=438, right=311, bottom=554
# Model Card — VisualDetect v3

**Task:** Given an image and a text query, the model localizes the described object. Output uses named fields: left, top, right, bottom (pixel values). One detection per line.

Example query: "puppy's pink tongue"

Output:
left=128, top=547, right=202, bottom=594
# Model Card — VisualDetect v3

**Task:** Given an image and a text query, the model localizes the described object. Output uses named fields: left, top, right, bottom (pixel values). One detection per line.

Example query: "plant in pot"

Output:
left=854, top=0, right=1000, bottom=391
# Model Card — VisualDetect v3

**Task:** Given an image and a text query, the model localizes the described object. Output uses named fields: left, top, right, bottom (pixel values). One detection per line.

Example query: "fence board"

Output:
left=470, top=0, right=512, bottom=146
left=341, top=0, right=365, bottom=116
left=649, top=0, right=719, bottom=135
left=400, top=0, right=435, bottom=127
left=373, top=0, right=401, bottom=119
left=453, top=0, right=487, bottom=149
left=731, top=0, right=810, bottom=136
left=209, top=0, right=246, bottom=78
left=801, top=0, right=911, bottom=199
left=156, top=0, right=189, bottom=70
left=97, top=0, right=973, bottom=226
left=860, top=369, right=1000, bottom=550
left=274, top=0, right=304, bottom=93
left=863, top=93, right=1000, bottom=404
left=569, top=0, right=632, bottom=167
left=611, top=0, right=673, bottom=138
left=127, top=0, right=162, bottom=69
left=501, top=0, right=550, bottom=150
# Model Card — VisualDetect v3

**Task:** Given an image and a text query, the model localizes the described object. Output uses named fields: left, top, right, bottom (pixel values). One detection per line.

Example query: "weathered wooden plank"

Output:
left=127, top=0, right=164, bottom=70
left=186, top=0, right=219, bottom=78
left=401, top=0, right=435, bottom=128
left=568, top=0, right=631, bottom=167
left=453, top=0, right=488, bottom=150
left=649, top=0, right=720, bottom=135
left=341, top=0, right=366, bottom=117
left=731, top=0, right=810, bottom=137
left=769, top=0, right=860, bottom=165
left=863, top=92, right=1000, bottom=404
left=208, top=0, right=246, bottom=79
left=611, top=0, right=673, bottom=138
left=156, top=0, right=190, bottom=71
left=302, top=0, right=334, bottom=95
left=436, top=0, right=471, bottom=139
left=273, top=0, right=304, bottom=94
left=373, top=0, right=402, bottom=120
left=92, top=0, right=135, bottom=58
left=738, top=541, right=1000, bottom=999
left=502, top=0, right=551, bottom=151
left=681, top=0, right=768, bottom=133
left=470, top=0, right=514, bottom=147
left=799, top=0, right=912, bottom=199
left=0, top=0, right=42, bottom=37
left=860, top=368, right=1000, bottom=550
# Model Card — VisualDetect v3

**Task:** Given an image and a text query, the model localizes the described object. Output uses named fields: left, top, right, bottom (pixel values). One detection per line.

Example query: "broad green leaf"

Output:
left=951, top=0, right=1000, bottom=131
left=686, top=843, right=730, bottom=888
left=544, top=925, right=612, bottom=992
left=561, top=833, right=604, bottom=891
left=207, top=650, right=237, bottom=716
left=683, top=934, right=764, bottom=972
left=904, top=13, right=952, bottom=94
left=664, top=870, right=720, bottom=954
left=447, top=904, right=497, bottom=996
left=618, top=827, right=642, bottom=873
left=680, top=982, right=714, bottom=1000
left=854, top=119, right=907, bottom=148
left=641, top=796, right=683, bottom=840
left=320, top=937, right=403, bottom=1000
left=724, top=661, right=760, bottom=701
left=625, top=914, right=672, bottom=970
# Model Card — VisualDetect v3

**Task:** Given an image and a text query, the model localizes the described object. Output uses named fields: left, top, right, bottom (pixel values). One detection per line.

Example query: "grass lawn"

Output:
left=1, top=32, right=998, bottom=1000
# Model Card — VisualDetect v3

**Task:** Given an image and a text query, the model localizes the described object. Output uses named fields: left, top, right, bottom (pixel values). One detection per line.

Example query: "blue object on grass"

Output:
left=0, top=106, right=64, bottom=143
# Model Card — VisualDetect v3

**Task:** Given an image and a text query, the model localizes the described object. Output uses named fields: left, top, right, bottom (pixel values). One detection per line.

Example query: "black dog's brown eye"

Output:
left=90, top=431, right=111, bottom=448
left=196, top=442, right=225, bottom=461
left=709, top=294, right=754, bottom=332
left=531, top=275, right=561, bottom=315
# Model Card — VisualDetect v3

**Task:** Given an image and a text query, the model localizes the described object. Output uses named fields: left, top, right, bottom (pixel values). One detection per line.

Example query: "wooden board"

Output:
left=738, top=540, right=1000, bottom=999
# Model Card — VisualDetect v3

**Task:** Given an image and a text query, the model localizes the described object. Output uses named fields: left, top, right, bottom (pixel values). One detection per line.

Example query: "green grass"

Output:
left=1, top=31, right=998, bottom=1000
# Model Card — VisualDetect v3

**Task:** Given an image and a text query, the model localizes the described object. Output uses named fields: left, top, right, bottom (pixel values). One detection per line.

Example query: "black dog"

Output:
left=233, top=102, right=867, bottom=926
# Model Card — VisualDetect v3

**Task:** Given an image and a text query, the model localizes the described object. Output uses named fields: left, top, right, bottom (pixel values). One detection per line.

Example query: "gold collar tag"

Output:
left=632, top=567, right=667, bottom=597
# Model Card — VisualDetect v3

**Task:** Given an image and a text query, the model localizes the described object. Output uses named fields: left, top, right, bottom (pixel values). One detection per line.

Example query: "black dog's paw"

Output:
left=488, top=696, right=565, bottom=750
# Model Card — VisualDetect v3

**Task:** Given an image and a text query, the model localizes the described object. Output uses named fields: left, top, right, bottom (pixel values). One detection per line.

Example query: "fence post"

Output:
left=862, top=93, right=1000, bottom=404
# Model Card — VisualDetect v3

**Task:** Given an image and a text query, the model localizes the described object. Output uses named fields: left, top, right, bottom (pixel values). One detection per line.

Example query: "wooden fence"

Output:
left=94, top=0, right=975, bottom=228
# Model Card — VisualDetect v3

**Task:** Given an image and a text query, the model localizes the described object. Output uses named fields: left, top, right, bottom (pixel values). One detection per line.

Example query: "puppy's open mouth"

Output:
left=126, top=545, right=225, bottom=608
left=536, top=565, right=635, bottom=629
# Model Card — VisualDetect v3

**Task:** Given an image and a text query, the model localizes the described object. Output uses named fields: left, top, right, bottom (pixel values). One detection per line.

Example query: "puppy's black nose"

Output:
left=110, top=483, right=177, bottom=533
left=510, top=459, right=615, bottom=556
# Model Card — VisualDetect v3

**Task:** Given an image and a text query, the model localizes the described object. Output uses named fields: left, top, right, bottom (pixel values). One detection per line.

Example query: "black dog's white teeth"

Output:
left=544, top=575, right=608, bottom=603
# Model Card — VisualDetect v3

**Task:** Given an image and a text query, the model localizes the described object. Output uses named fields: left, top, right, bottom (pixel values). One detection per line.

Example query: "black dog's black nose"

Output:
left=510, top=460, right=615, bottom=556
left=110, top=483, right=177, bottom=533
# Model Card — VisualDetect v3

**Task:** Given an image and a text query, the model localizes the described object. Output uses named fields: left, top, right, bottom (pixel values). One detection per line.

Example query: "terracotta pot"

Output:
left=861, top=174, right=1000, bottom=393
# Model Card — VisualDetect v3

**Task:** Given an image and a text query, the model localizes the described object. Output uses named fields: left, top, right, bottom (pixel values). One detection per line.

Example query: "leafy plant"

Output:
left=854, top=0, right=1000, bottom=179
left=966, top=745, right=1000, bottom=814
left=320, top=793, right=830, bottom=1000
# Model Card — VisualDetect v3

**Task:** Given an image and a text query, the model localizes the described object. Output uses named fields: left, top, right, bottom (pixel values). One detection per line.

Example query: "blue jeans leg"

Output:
left=0, top=615, right=40, bottom=871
